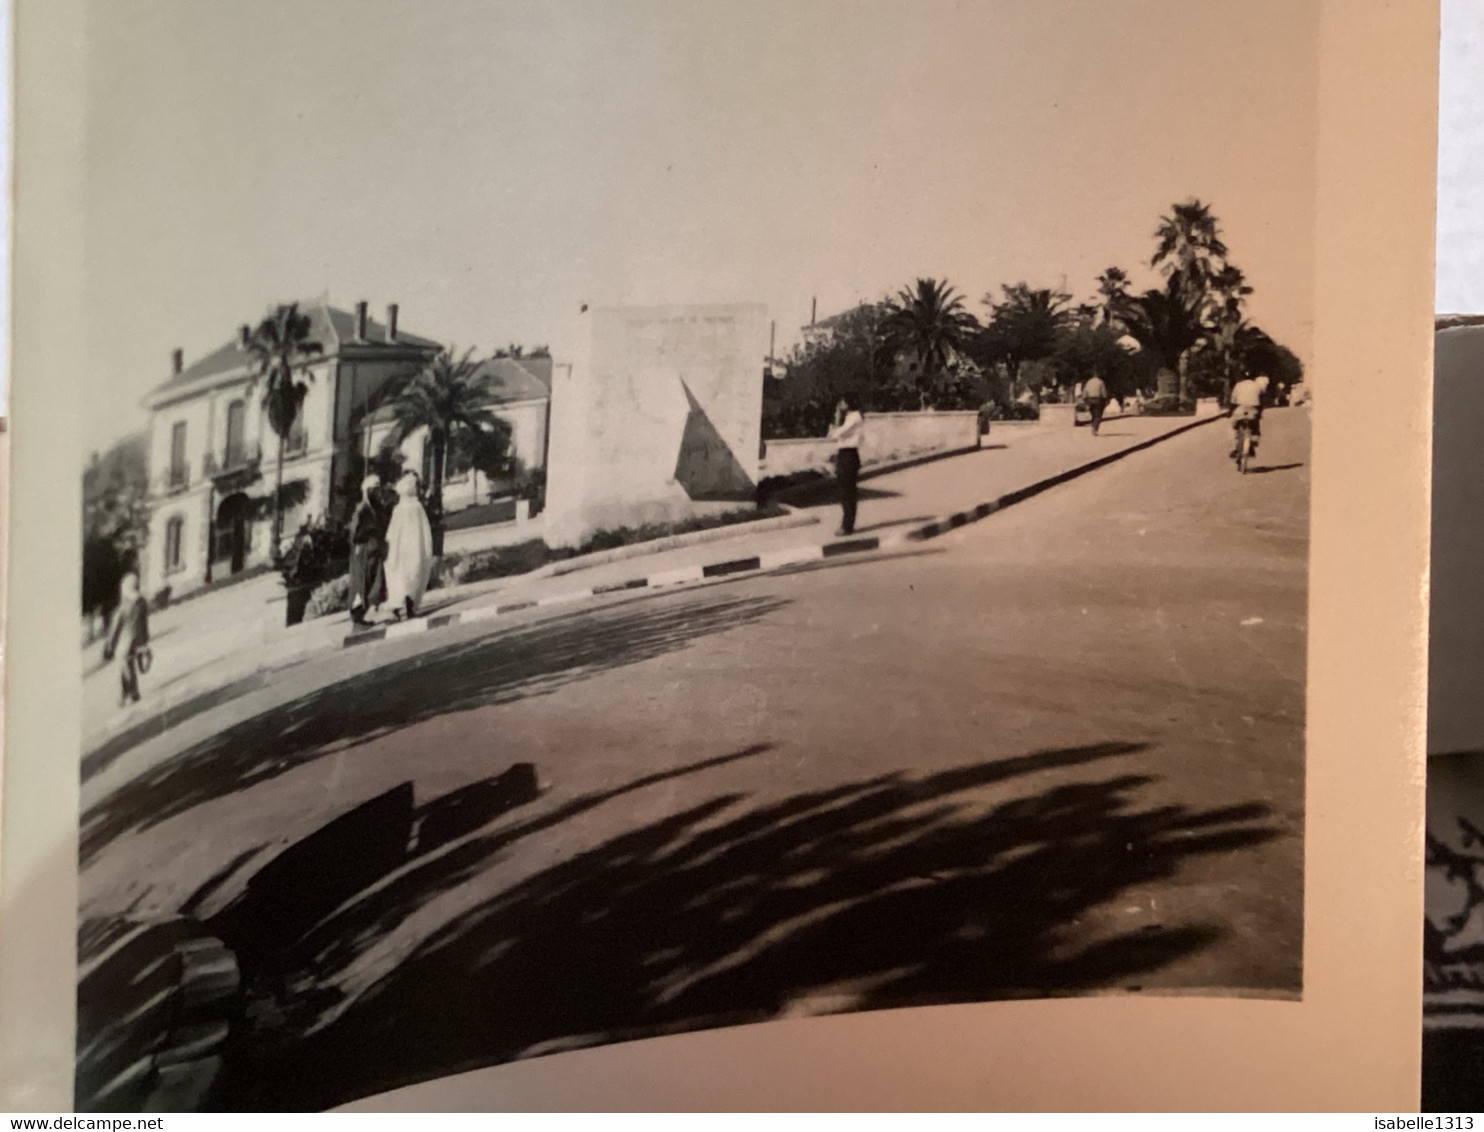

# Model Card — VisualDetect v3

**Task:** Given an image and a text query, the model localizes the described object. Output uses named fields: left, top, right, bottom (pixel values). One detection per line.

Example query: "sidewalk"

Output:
left=82, top=407, right=1223, bottom=758
left=423, top=408, right=1223, bottom=620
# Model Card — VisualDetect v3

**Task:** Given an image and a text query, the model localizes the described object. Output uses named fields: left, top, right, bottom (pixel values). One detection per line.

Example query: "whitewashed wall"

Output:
left=545, top=304, right=767, bottom=548
left=760, top=411, right=980, bottom=478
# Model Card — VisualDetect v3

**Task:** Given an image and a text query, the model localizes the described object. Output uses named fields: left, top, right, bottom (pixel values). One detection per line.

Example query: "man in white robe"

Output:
left=384, top=471, right=434, bottom=619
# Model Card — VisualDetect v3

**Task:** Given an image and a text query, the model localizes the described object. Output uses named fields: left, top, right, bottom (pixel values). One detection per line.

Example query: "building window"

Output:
left=445, top=430, right=474, bottom=484
left=169, top=421, right=188, bottom=490
left=224, top=400, right=247, bottom=468
left=286, top=407, right=308, bottom=456
left=164, top=516, right=185, bottom=574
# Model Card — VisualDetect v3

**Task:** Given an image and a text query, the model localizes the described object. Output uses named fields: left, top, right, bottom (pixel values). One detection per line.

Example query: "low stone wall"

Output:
left=1039, top=403, right=1078, bottom=428
left=761, top=410, right=980, bottom=477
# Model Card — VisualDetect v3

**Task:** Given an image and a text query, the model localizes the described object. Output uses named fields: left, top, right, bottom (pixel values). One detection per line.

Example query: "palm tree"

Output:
left=1151, top=199, right=1229, bottom=309
left=1202, top=264, right=1254, bottom=402
left=1114, top=279, right=1205, bottom=398
left=881, top=278, right=979, bottom=406
left=977, top=283, right=1075, bottom=400
left=1233, top=324, right=1304, bottom=396
left=244, top=303, right=323, bottom=561
left=380, top=347, right=513, bottom=555
left=1095, top=267, right=1132, bottom=327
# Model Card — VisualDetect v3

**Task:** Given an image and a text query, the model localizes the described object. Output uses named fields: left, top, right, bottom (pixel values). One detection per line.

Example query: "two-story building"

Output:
left=140, top=299, right=441, bottom=598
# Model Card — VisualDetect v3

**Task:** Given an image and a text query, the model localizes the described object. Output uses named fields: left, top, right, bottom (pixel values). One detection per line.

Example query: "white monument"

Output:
left=544, top=303, right=768, bottom=549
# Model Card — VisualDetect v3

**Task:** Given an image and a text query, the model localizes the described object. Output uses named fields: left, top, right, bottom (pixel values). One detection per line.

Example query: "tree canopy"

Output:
left=762, top=199, right=1304, bottom=437
left=82, top=434, right=149, bottom=618
left=245, top=303, right=324, bottom=558
left=881, top=279, right=979, bottom=388
left=379, top=347, right=514, bottom=553
left=975, top=284, right=1075, bottom=399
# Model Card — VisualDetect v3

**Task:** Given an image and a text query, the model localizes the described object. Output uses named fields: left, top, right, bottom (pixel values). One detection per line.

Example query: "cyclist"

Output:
left=1229, top=374, right=1270, bottom=460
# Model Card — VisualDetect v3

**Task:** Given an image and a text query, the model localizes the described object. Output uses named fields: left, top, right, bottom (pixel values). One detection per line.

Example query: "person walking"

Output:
left=384, top=470, right=435, bottom=620
left=103, top=572, right=150, bottom=707
left=1082, top=372, right=1110, bottom=436
left=828, top=394, right=865, bottom=537
left=347, top=474, right=387, bottom=626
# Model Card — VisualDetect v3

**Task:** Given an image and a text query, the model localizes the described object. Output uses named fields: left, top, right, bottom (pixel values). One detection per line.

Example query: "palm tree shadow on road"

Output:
left=165, top=739, right=1284, bottom=1111
left=80, top=592, right=791, bottom=866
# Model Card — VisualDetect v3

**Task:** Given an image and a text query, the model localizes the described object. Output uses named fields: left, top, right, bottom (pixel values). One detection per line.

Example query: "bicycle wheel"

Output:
left=1236, top=424, right=1249, bottom=474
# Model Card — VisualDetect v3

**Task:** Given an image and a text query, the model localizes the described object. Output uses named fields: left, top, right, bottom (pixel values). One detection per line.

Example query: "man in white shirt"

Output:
left=828, top=394, right=865, bottom=536
left=1082, top=373, right=1110, bottom=436
left=1229, top=374, right=1269, bottom=458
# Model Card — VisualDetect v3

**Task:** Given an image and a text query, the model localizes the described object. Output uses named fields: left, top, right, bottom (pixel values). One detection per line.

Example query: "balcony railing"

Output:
left=204, top=443, right=262, bottom=476
left=204, top=445, right=264, bottom=494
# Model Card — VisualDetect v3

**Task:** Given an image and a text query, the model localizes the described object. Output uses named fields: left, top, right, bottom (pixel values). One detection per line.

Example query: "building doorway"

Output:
left=215, top=492, right=254, bottom=575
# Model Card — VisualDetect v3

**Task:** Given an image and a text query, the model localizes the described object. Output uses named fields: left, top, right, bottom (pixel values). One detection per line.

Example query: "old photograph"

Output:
left=75, top=1, right=1314, bottom=1112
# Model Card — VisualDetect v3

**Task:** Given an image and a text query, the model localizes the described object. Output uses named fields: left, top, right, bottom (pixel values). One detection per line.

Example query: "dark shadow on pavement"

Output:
left=179, top=740, right=1285, bottom=1110
left=83, top=672, right=273, bottom=784
left=1246, top=463, right=1305, bottom=475
left=773, top=481, right=902, bottom=507
left=78, top=745, right=775, bottom=1111
left=80, top=593, right=790, bottom=867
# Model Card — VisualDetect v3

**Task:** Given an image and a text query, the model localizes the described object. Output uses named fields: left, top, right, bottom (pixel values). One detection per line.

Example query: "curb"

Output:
left=342, top=412, right=1223, bottom=650
left=345, top=531, right=899, bottom=649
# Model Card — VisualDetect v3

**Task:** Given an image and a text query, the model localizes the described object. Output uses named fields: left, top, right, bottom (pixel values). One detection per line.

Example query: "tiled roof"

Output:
left=474, top=357, right=551, bottom=403
left=143, top=300, right=443, bottom=407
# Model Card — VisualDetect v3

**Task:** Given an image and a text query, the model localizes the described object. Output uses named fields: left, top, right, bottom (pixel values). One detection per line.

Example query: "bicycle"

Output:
left=1233, top=417, right=1255, bottom=474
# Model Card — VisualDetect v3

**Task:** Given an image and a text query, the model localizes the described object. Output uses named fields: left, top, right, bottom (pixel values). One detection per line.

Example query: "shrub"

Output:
left=434, top=504, right=793, bottom=588
left=512, top=465, right=547, bottom=513
left=980, top=401, right=1038, bottom=426
left=278, top=518, right=350, bottom=588
left=757, top=469, right=828, bottom=507
left=436, top=540, right=566, bottom=588
left=304, top=573, right=351, bottom=621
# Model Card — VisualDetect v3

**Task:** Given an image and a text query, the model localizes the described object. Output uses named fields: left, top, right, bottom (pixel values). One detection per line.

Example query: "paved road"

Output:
left=79, top=409, right=1216, bottom=751
left=79, top=408, right=1308, bottom=1111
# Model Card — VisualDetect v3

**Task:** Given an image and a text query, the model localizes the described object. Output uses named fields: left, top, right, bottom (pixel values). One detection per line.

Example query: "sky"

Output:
left=1439, top=0, right=1484, bottom=316
left=80, top=0, right=1323, bottom=454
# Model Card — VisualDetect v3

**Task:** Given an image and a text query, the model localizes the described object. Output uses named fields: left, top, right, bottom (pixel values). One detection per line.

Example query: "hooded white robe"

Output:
left=384, top=474, right=434, bottom=613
